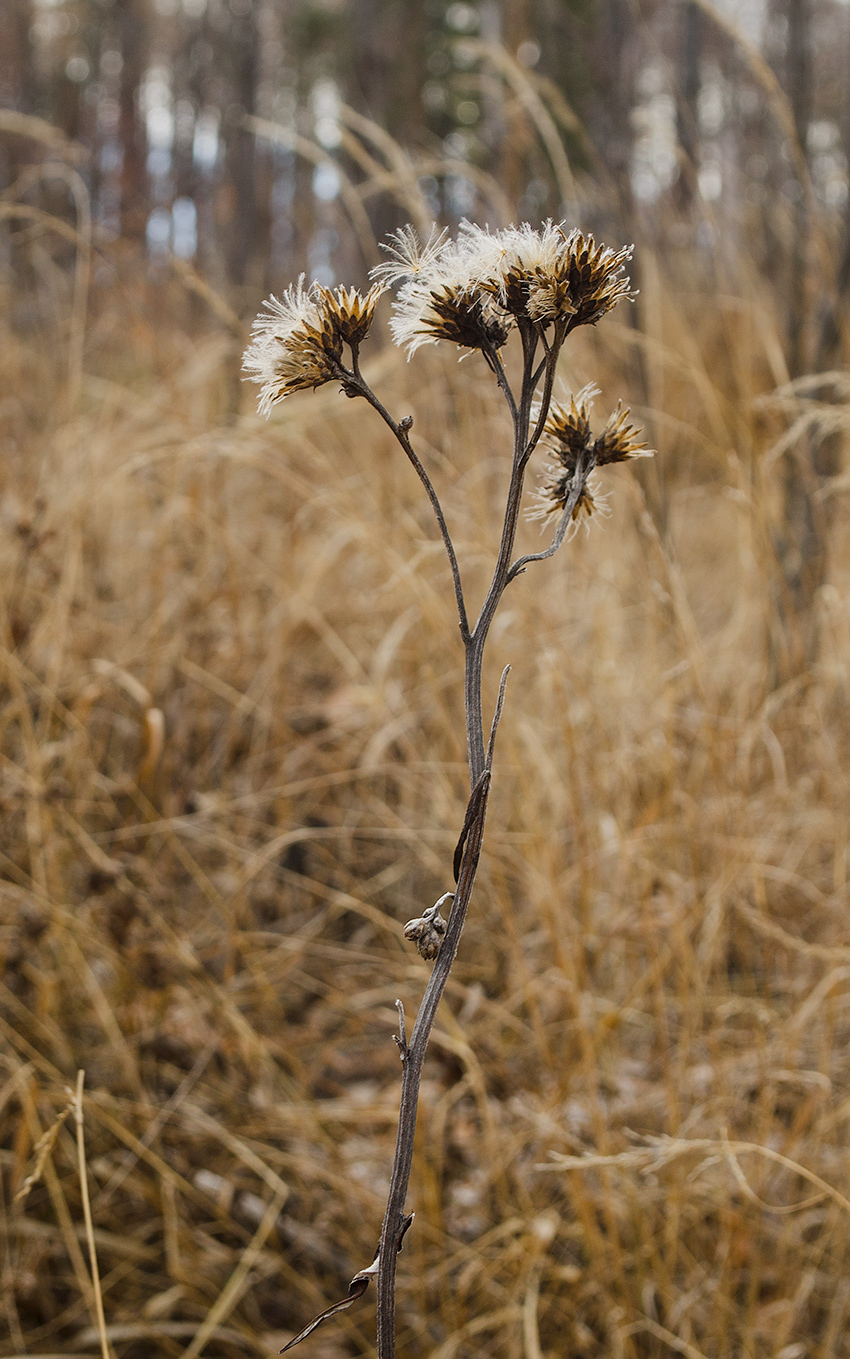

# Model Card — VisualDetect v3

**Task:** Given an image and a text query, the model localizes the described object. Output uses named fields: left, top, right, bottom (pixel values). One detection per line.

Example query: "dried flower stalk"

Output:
left=245, top=219, right=651, bottom=1359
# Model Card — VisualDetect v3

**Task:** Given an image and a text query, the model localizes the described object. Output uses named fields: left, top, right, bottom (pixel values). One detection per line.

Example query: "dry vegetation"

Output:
left=3, top=210, right=850, bottom=1359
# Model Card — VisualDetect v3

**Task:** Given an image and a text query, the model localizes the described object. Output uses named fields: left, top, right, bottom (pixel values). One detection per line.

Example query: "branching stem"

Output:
left=508, top=451, right=595, bottom=583
left=356, top=333, right=596, bottom=1359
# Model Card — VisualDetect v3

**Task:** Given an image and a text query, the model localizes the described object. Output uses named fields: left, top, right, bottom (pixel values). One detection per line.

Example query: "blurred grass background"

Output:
left=4, top=3, right=850, bottom=1356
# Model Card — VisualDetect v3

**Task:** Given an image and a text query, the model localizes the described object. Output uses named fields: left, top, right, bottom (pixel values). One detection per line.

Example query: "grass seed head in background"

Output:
left=245, top=219, right=648, bottom=1359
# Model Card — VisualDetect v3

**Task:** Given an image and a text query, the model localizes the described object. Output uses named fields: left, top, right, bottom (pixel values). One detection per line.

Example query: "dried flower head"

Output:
left=374, top=221, right=634, bottom=356
left=377, top=229, right=510, bottom=356
left=244, top=280, right=384, bottom=414
left=533, top=385, right=652, bottom=522
left=532, top=231, right=634, bottom=327
left=462, top=222, right=634, bottom=326
left=593, top=402, right=652, bottom=465
left=393, top=281, right=511, bottom=355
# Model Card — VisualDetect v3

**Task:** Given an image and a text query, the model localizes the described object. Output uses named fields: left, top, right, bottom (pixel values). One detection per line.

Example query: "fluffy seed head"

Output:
left=244, top=280, right=383, bottom=414
left=371, top=224, right=451, bottom=288
left=374, top=220, right=634, bottom=356
left=378, top=228, right=510, bottom=356
left=392, top=281, right=511, bottom=354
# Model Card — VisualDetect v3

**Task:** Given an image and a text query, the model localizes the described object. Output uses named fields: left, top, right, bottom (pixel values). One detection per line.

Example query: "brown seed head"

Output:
left=424, top=287, right=511, bottom=351
left=526, top=232, right=635, bottom=326
left=592, top=402, right=652, bottom=465
left=244, top=279, right=385, bottom=414
left=534, top=385, right=652, bottom=521
left=316, top=283, right=384, bottom=349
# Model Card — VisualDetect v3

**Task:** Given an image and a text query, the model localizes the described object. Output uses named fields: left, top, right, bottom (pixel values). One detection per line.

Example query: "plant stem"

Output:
left=375, top=667, right=510, bottom=1359
left=347, top=351, right=471, bottom=643
left=368, top=335, right=585, bottom=1358
left=375, top=772, right=490, bottom=1358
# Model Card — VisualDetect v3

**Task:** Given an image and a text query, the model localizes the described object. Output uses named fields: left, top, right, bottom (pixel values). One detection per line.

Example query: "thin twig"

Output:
left=521, top=320, right=569, bottom=470
left=507, top=453, right=594, bottom=582
left=486, top=666, right=511, bottom=770
left=483, top=342, right=518, bottom=421
left=347, top=351, right=470, bottom=642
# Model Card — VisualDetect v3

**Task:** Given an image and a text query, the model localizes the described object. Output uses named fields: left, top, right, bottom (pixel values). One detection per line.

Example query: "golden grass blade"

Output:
left=179, top=1188, right=287, bottom=1359
left=72, top=1073, right=113, bottom=1359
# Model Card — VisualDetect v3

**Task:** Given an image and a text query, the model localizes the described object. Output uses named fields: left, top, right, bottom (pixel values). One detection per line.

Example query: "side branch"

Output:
left=346, top=353, right=470, bottom=643
left=507, top=455, right=594, bottom=584
left=520, top=319, right=570, bottom=472
left=482, top=342, right=518, bottom=422
left=486, top=665, right=511, bottom=768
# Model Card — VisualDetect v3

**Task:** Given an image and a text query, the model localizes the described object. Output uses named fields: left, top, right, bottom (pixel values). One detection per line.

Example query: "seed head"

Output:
left=374, top=220, right=634, bottom=356
left=593, top=402, right=652, bottom=465
left=244, top=280, right=384, bottom=414
left=533, top=385, right=652, bottom=522
left=394, top=281, right=511, bottom=354
left=529, top=231, right=634, bottom=327
left=378, top=229, right=510, bottom=356
left=493, top=226, right=632, bottom=325
left=371, top=224, right=451, bottom=288
left=316, top=283, right=384, bottom=349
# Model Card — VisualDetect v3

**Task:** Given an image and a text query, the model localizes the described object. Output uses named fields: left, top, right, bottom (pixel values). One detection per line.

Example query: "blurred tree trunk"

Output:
left=499, top=0, right=533, bottom=212
left=0, top=0, right=35, bottom=117
left=340, top=0, right=428, bottom=241
left=224, top=6, right=259, bottom=289
left=0, top=0, right=35, bottom=191
left=675, top=1, right=701, bottom=209
left=815, top=4, right=850, bottom=373
left=590, top=0, right=636, bottom=225
left=117, top=0, right=150, bottom=241
left=786, top=0, right=811, bottom=379
left=772, top=0, right=832, bottom=673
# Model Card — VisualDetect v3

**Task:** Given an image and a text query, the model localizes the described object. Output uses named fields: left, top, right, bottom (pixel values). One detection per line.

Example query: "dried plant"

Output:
left=244, top=220, right=649, bottom=1359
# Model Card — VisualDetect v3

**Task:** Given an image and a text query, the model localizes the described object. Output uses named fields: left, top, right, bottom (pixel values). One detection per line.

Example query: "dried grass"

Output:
left=2, top=233, right=850, bottom=1359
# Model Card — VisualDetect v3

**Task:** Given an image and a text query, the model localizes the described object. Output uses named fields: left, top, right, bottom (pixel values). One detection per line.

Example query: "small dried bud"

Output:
left=403, top=893, right=453, bottom=961
left=403, top=913, right=446, bottom=960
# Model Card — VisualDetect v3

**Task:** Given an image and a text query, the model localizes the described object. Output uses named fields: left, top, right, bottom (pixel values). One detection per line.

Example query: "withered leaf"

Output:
left=453, top=770, right=491, bottom=883
left=280, top=1214, right=414, bottom=1354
